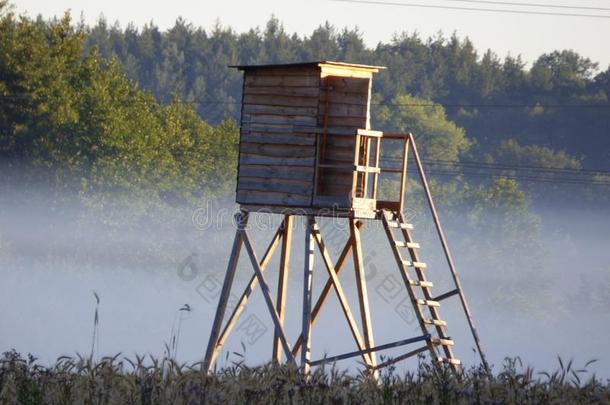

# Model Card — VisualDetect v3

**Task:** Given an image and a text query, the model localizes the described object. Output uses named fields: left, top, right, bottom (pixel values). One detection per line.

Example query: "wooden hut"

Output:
left=204, top=61, right=490, bottom=377
left=232, top=61, right=386, bottom=218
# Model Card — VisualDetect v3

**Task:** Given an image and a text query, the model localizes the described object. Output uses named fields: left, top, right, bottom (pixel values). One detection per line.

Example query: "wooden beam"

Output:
left=273, top=215, right=293, bottom=362
left=203, top=212, right=247, bottom=372
left=408, top=134, right=490, bottom=373
left=212, top=219, right=285, bottom=368
left=350, top=219, right=378, bottom=376
left=292, top=220, right=364, bottom=356
left=373, top=346, right=429, bottom=371
left=309, top=334, right=430, bottom=367
left=301, top=216, right=315, bottom=374
left=399, top=138, right=410, bottom=213
left=309, top=218, right=374, bottom=367
left=240, top=226, right=296, bottom=364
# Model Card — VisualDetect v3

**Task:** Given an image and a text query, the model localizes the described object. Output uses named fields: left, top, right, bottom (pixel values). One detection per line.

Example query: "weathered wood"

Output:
left=247, top=67, right=320, bottom=77
left=310, top=218, right=374, bottom=367
left=350, top=219, right=378, bottom=375
left=243, top=103, right=318, bottom=116
left=237, top=190, right=311, bottom=206
left=324, top=76, right=370, bottom=93
left=245, top=75, right=320, bottom=87
left=310, top=334, right=429, bottom=367
left=380, top=211, right=441, bottom=365
left=240, top=226, right=296, bottom=363
left=213, top=220, right=285, bottom=367
left=240, top=142, right=316, bottom=158
left=320, top=66, right=373, bottom=78
left=241, top=134, right=315, bottom=146
left=244, top=86, right=320, bottom=98
left=318, top=103, right=367, bottom=117
left=408, top=134, right=490, bottom=374
left=292, top=221, right=364, bottom=357
left=273, top=215, right=293, bottom=363
left=319, top=92, right=369, bottom=106
left=242, top=114, right=317, bottom=127
left=301, top=217, right=315, bottom=374
left=239, top=153, right=315, bottom=166
left=242, top=123, right=321, bottom=135
left=324, top=116, right=368, bottom=128
left=239, top=164, right=314, bottom=181
left=238, top=177, right=313, bottom=196
left=203, top=213, right=247, bottom=373
left=244, top=94, right=320, bottom=107
left=373, top=346, right=429, bottom=371
left=312, top=195, right=351, bottom=207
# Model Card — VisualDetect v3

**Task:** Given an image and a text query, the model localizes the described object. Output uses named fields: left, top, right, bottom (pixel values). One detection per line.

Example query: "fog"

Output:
left=1, top=188, right=609, bottom=378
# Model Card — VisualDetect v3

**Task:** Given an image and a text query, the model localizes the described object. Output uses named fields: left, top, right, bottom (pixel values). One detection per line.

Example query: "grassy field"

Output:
left=0, top=351, right=608, bottom=404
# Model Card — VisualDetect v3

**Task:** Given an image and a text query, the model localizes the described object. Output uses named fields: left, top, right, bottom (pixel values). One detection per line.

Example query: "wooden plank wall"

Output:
left=316, top=73, right=371, bottom=201
left=237, top=67, right=321, bottom=207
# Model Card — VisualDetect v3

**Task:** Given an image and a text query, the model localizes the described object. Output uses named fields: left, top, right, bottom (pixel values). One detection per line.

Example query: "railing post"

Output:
left=399, top=137, right=410, bottom=213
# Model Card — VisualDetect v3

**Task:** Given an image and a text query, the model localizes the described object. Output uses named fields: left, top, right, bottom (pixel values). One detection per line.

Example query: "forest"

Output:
left=1, top=2, right=609, bottom=214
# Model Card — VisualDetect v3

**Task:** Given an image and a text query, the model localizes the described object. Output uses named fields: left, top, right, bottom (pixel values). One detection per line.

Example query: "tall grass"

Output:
left=0, top=351, right=608, bottom=404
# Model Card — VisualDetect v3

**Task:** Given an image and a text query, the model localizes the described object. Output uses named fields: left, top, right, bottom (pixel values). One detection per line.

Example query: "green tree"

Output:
left=375, top=93, right=472, bottom=161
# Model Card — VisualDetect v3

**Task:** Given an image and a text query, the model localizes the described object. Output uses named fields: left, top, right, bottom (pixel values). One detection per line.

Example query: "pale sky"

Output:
left=11, top=0, right=610, bottom=69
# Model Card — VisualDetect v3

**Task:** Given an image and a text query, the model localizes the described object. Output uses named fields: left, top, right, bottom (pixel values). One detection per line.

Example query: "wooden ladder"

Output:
left=381, top=209, right=462, bottom=369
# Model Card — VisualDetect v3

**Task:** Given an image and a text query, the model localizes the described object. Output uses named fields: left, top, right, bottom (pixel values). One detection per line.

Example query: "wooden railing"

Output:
left=376, top=133, right=411, bottom=212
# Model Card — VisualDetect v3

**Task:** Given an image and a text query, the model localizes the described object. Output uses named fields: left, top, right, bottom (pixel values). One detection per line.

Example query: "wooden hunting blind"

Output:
left=204, top=61, right=489, bottom=376
left=235, top=61, right=384, bottom=217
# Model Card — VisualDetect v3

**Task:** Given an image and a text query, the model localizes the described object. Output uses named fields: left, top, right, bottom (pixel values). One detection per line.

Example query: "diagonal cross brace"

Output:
left=240, top=226, right=296, bottom=364
left=309, top=218, right=375, bottom=367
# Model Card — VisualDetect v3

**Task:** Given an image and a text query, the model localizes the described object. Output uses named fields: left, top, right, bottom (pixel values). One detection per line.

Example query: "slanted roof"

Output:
left=230, top=61, right=386, bottom=73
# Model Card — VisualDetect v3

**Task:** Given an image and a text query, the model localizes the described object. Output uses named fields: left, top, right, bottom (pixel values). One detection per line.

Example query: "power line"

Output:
left=2, top=95, right=609, bottom=109
left=432, top=0, right=610, bottom=12
left=329, top=0, right=610, bottom=19
left=380, top=157, right=610, bottom=176
left=424, top=169, right=610, bottom=186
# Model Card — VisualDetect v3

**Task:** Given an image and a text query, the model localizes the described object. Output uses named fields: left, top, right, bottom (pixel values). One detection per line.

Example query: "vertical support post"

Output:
left=203, top=211, right=248, bottom=372
left=301, top=216, right=315, bottom=374
left=408, top=133, right=491, bottom=376
left=350, top=219, right=378, bottom=376
left=273, top=214, right=293, bottom=362
left=399, top=137, right=410, bottom=213
left=371, top=137, right=381, bottom=200
left=352, top=133, right=361, bottom=199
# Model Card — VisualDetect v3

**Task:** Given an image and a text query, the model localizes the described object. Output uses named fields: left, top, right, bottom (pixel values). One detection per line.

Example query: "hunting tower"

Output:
left=204, top=61, right=488, bottom=376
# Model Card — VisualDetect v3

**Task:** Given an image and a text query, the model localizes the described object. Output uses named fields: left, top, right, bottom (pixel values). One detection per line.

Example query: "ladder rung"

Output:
left=424, top=319, right=447, bottom=326
left=410, top=280, right=434, bottom=288
left=432, top=338, right=454, bottom=346
left=403, top=261, right=427, bottom=269
left=395, top=241, right=420, bottom=249
left=387, top=221, right=414, bottom=230
left=437, top=357, right=461, bottom=366
left=416, top=299, right=440, bottom=307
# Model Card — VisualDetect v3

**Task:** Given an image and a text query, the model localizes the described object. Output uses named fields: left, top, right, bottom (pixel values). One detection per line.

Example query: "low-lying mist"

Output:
left=1, top=186, right=609, bottom=378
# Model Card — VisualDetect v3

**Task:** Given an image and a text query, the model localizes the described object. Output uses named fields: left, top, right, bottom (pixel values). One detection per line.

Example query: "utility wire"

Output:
left=423, top=169, right=610, bottom=186
left=2, top=95, right=609, bottom=109
left=431, top=0, right=610, bottom=12
left=379, top=157, right=610, bottom=176
left=329, top=0, right=610, bottom=19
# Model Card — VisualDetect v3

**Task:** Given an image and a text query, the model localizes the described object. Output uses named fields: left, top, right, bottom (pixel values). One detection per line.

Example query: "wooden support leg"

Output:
left=241, top=226, right=296, bottom=364
left=292, top=221, right=364, bottom=357
left=273, top=215, right=293, bottom=363
left=301, top=216, right=315, bottom=374
left=350, top=219, right=379, bottom=376
left=309, top=218, right=374, bottom=367
left=211, top=220, right=284, bottom=368
left=203, top=212, right=248, bottom=372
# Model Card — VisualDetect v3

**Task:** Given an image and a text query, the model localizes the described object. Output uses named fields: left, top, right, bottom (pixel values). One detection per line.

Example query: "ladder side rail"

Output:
left=407, top=133, right=491, bottom=375
left=380, top=212, right=441, bottom=362
left=396, top=212, right=457, bottom=365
